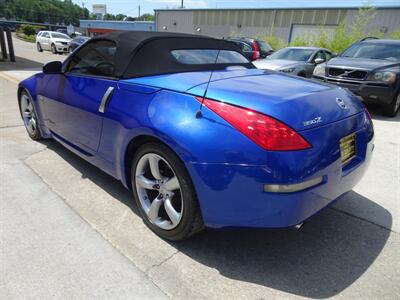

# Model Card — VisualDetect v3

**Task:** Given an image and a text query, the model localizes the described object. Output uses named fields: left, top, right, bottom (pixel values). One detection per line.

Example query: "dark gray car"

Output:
left=253, top=47, right=333, bottom=78
left=313, top=39, right=400, bottom=117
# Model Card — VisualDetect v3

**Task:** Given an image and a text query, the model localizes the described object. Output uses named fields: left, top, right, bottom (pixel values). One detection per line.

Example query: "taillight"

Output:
left=195, top=97, right=311, bottom=151
left=252, top=41, right=260, bottom=60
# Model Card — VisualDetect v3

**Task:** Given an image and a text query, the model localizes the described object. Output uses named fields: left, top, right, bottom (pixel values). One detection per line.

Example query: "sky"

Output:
left=72, top=0, right=400, bottom=16
left=73, top=0, right=276, bottom=16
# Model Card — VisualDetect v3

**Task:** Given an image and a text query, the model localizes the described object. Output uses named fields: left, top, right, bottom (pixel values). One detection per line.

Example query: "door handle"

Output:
left=98, top=86, right=115, bottom=113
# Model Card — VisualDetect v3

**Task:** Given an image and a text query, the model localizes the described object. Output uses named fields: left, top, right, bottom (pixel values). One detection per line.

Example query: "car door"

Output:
left=41, top=32, right=50, bottom=50
left=54, top=40, right=118, bottom=154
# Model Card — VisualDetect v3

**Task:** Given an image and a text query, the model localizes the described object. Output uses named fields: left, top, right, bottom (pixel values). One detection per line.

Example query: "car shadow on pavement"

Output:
left=0, top=56, right=44, bottom=71
left=43, top=140, right=392, bottom=299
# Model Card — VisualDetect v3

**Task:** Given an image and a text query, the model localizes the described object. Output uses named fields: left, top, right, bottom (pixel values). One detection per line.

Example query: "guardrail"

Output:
left=0, top=26, right=15, bottom=62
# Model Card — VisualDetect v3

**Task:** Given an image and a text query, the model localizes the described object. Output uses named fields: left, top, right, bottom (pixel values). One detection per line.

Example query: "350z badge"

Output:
left=303, top=116, right=323, bottom=127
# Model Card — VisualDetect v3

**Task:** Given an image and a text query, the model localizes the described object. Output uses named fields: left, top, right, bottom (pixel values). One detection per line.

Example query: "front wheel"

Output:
left=51, top=43, right=57, bottom=54
left=19, top=90, right=42, bottom=140
left=383, top=92, right=400, bottom=117
left=131, top=142, right=204, bottom=241
left=36, top=43, right=43, bottom=52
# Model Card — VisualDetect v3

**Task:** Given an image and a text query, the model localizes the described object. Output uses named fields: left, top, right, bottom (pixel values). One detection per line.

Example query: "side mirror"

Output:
left=332, top=52, right=338, bottom=58
left=43, top=61, right=62, bottom=74
left=314, top=58, right=325, bottom=64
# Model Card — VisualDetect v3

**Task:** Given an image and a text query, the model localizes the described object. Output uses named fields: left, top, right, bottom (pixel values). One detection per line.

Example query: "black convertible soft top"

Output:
left=89, top=31, right=254, bottom=78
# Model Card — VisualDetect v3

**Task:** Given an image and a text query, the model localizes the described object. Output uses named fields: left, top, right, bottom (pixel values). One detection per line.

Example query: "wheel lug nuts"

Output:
left=153, top=184, right=160, bottom=189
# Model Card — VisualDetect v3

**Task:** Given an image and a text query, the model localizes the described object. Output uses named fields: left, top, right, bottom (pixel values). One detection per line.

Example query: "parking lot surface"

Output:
left=1, top=36, right=399, bottom=299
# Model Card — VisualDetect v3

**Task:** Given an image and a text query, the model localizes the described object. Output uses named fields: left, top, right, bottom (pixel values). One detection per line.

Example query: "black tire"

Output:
left=18, top=90, right=42, bottom=141
left=51, top=43, right=57, bottom=54
left=36, top=43, right=43, bottom=52
left=383, top=92, right=400, bottom=117
left=131, top=142, right=204, bottom=241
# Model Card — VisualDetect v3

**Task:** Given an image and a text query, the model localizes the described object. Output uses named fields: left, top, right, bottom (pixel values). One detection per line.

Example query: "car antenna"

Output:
left=196, top=49, right=221, bottom=119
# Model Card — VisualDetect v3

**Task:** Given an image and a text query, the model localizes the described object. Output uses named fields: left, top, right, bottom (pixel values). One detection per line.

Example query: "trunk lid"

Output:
left=121, top=69, right=266, bottom=93
left=188, top=72, right=365, bottom=131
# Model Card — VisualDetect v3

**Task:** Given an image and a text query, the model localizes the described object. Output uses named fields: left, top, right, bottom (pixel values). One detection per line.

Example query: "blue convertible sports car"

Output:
left=18, top=31, right=374, bottom=240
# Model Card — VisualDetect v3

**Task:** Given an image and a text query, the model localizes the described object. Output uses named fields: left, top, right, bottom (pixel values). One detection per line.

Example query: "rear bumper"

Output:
left=188, top=112, right=374, bottom=229
left=313, top=75, right=397, bottom=105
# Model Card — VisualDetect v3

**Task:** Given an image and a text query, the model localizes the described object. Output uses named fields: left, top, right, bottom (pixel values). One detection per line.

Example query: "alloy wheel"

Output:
left=135, top=153, right=183, bottom=230
left=20, top=94, right=37, bottom=136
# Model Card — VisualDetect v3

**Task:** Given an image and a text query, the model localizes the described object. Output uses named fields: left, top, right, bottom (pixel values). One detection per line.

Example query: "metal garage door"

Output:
left=290, top=24, right=337, bottom=43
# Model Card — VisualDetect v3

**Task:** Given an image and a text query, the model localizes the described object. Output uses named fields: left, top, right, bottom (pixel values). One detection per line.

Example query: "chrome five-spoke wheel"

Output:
left=135, top=153, right=183, bottom=230
left=20, top=92, right=40, bottom=140
left=132, top=143, right=204, bottom=240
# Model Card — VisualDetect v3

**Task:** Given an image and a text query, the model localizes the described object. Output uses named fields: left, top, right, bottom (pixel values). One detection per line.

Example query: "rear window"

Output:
left=171, top=49, right=248, bottom=65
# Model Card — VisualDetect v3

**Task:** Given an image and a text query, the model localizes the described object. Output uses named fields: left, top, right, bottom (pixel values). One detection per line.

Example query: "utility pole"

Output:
left=138, top=5, right=141, bottom=20
left=181, top=0, right=184, bottom=8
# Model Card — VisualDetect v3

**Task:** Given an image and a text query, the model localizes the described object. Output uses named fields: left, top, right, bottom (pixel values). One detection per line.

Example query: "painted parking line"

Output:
left=0, top=71, right=20, bottom=84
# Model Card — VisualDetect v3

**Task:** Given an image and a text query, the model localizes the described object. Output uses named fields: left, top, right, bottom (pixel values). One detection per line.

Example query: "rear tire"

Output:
left=131, top=142, right=204, bottom=241
left=36, top=43, right=42, bottom=52
left=51, top=43, right=57, bottom=54
left=383, top=92, right=400, bottom=117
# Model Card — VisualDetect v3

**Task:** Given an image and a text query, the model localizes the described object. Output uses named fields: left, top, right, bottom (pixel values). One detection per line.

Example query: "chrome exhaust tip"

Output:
left=294, top=223, right=304, bottom=230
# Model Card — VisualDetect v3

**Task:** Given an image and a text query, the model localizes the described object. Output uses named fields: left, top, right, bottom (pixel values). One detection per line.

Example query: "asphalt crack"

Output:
left=146, top=250, right=180, bottom=273
left=0, top=124, right=24, bottom=129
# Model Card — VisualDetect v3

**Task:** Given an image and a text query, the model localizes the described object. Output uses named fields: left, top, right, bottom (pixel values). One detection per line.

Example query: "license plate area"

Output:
left=340, top=133, right=356, bottom=165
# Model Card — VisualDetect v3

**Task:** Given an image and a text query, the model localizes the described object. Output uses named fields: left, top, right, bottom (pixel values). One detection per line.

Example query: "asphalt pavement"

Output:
left=1, top=36, right=399, bottom=299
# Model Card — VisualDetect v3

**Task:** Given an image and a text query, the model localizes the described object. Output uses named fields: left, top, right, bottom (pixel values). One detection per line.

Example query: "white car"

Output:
left=36, top=31, right=71, bottom=54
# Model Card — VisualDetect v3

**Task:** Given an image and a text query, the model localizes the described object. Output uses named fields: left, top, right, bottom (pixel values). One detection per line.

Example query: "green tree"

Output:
left=103, top=13, right=116, bottom=20
left=139, top=13, right=155, bottom=21
left=115, top=14, right=127, bottom=21
left=0, top=0, right=89, bottom=26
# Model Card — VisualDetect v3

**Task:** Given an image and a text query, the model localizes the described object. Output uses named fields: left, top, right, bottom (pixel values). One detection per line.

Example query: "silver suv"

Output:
left=36, top=31, right=71, bottom=54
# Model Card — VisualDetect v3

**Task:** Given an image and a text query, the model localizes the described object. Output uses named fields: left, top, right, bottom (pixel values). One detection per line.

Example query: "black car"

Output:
left=313, top=38, right=400, bottom=117
left=56, top=28, right=69, bottom=35
left=68, top=36, right=90, bottom=53
left=225, top=37, right=274, bottom=61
